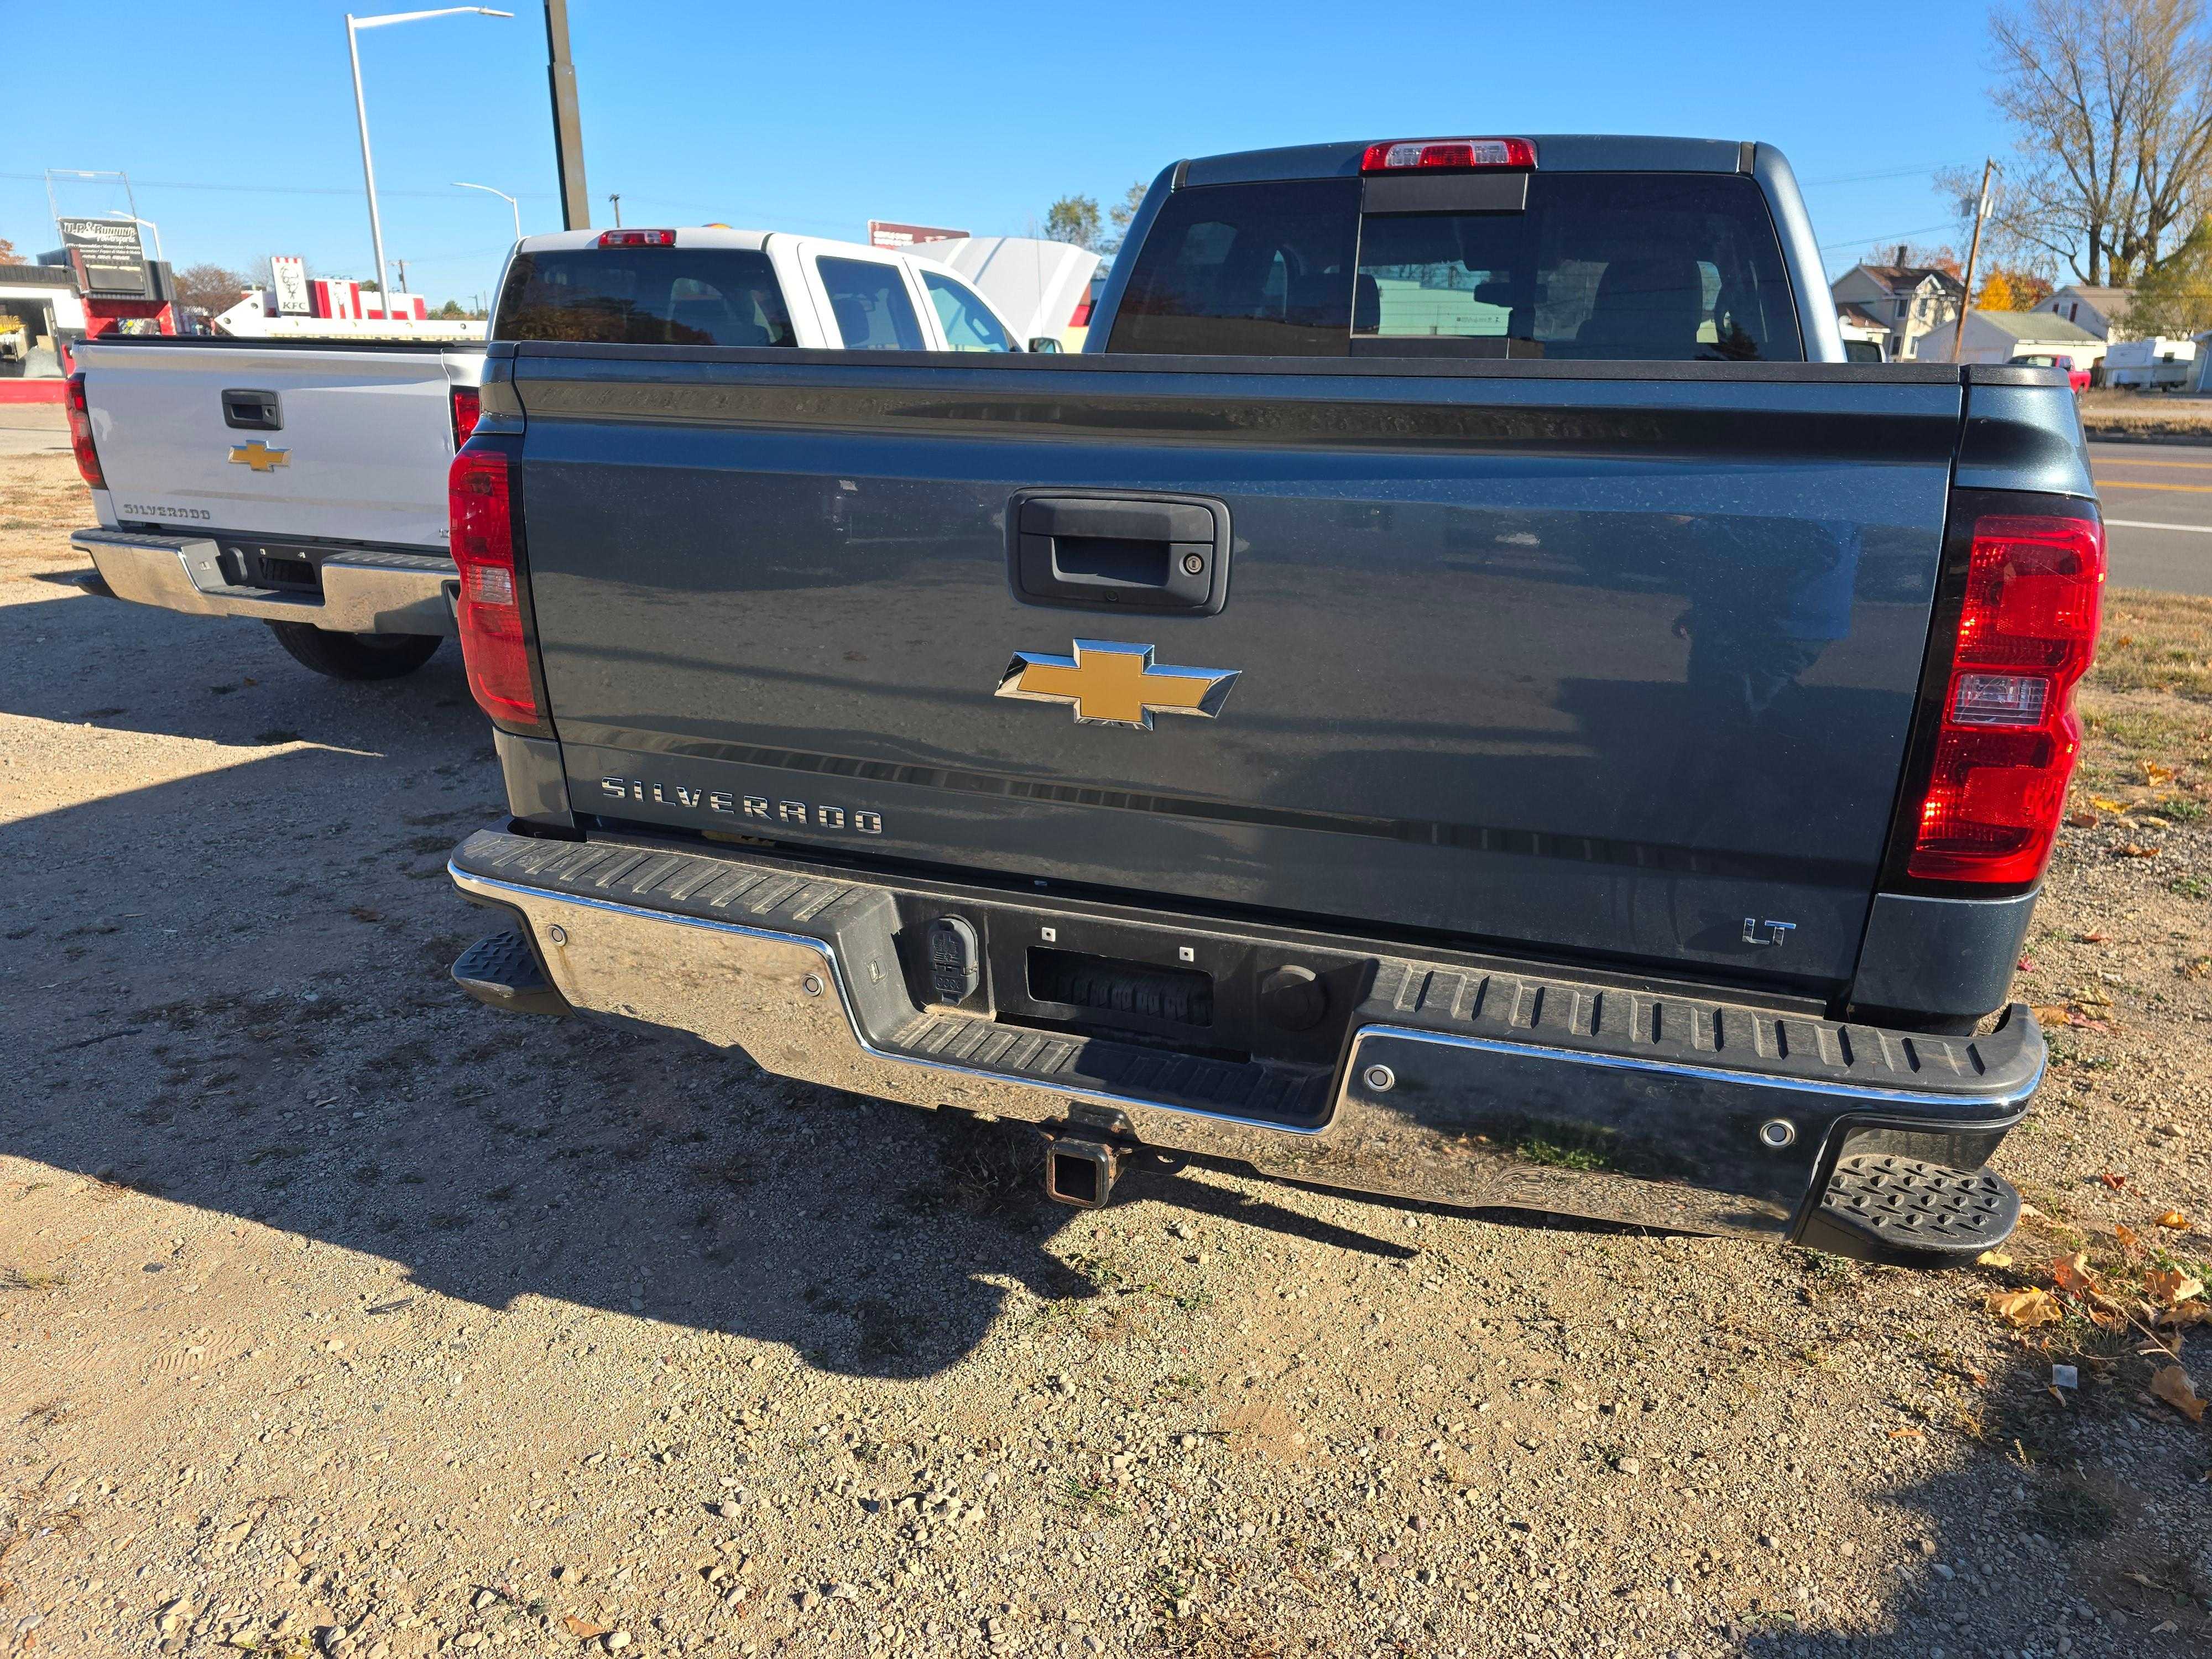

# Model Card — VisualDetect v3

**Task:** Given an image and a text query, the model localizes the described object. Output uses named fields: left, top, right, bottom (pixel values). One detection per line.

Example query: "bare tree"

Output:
left=1862, top=241, right=1964, bottom=276
left=1955, top=0, right=2212, bottom=285
left=173, top=264, right=254, bottom=317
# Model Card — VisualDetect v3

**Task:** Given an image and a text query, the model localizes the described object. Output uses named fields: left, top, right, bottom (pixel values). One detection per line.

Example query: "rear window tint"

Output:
left=494, top=248, right=796, bottom=347
left=1110, top=174, right=1802, bottom=362
left=1109, top=180, right=1359, bottom=356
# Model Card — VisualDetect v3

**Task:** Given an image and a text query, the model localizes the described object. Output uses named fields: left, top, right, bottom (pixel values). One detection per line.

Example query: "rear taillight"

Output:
left=65, top=372, right=104, bottom=488
left=1360, top=137, right=1537, bottom=172
left=597, top=228, right=675, bottom=247
left=449, top=443, right=548, bottom=736
left=1904, top=513, right=2104, bottom=886
left=450, top=385, right=481, bottom=448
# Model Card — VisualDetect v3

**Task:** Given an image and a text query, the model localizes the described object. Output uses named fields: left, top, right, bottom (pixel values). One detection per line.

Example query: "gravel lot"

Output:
left=2, top=450, right=2207, bottom=1659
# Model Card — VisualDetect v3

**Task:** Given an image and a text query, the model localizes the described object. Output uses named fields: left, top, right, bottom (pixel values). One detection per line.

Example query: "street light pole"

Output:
left=346, top=8, right=513, bottom=316
left=544, top=0, right=592, bottom=231
left=452, top=181, right=523, bottom=242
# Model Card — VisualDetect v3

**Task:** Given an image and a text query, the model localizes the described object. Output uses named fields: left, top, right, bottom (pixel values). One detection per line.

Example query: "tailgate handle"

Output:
left=1011, top=493, right=1230, bottom=615
left=221, top=388, right=282, bottom=431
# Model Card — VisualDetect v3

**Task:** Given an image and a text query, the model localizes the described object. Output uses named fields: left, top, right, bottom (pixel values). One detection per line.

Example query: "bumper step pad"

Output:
left=451, top=930, right=570, bottom=1019
left=1800, top=1153, right=2021, bottom=1265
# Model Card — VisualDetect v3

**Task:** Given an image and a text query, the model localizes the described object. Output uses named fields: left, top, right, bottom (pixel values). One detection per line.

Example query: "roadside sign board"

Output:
left=269, top=257, right=310, bottom=316
left=56, top=217, right=151, bottom=298
left=868, top=220, right=968, bottom=250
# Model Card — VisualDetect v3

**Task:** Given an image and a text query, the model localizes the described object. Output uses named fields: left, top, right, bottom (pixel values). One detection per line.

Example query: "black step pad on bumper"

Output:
left=452, top=930, right=569, bottom=1019
left=1798, top=1154, right=2022, bottom=1265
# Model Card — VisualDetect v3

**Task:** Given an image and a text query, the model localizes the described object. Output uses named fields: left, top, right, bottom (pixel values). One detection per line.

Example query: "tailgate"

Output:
left=82, top=342, right=468, bottom=547
left=514, top=354, right=1963, bottom=988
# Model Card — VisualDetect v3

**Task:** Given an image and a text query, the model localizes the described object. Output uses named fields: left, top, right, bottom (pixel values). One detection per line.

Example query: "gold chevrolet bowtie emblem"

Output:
left=227, top=440, right=290, bottom=473
left=995, top=639, right=1239, bottom=729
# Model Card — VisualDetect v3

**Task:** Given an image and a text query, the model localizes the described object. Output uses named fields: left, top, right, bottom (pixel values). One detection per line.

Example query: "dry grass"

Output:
left=0, top=450, right=85, bottom=570
left=2091, top=590, right=2212, bottom=701
left=2073, top=592, right=2212, bottom=809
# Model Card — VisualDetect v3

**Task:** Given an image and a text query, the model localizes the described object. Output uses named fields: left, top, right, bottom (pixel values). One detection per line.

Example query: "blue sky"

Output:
left=4, top=2, right=2020, bottom=306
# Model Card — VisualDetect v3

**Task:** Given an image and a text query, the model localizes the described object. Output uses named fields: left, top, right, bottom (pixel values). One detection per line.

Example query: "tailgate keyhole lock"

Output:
left=1181, top=552, right=1206, bottom=576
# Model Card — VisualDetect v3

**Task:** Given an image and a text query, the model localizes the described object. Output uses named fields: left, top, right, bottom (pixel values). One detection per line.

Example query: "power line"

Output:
left=1798, top=159, right=1977, bottom=187
left=1818, top=220, right=1960, bottom=252
left=2, top=169, right=556, bottom=202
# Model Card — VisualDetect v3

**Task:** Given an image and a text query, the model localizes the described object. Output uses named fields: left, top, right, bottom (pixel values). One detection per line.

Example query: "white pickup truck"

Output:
left=67, top=228, right=1036, bottom=679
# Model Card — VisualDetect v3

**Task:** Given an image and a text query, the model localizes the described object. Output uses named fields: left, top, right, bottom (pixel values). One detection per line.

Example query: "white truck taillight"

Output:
left=1903, top=513, right=2104, bottom=886
left=66, top=372, right=105, bottom=489
left=450, top=385, right=482, bottom=448
left=1360, top=137, right=1537, bottom=172
left=448, top=442, right=549, bottom=737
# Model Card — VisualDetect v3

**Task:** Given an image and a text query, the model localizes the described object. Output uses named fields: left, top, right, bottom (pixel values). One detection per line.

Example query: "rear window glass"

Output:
left=494, top=248, right=796, bottom=347
left=1109, top=180, right=1360, bottom=356
left=1110, top=174, right=1802, bottom=362
left=817, top=257, right=927, bottom=351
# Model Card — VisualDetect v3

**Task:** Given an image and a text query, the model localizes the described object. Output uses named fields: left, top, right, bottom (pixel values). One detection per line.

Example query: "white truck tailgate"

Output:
left=81, top=341, right=474, bottom=549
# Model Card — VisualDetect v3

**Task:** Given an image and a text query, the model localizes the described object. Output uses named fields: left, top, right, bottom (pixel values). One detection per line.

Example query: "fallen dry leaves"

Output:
left=1988, top=1286, right=2063, bottom=1329
left=561, top=1615, right=611, bottom=1639
left=2149, top=1366, right=2205, bottom=1423
left=2157, top=1211, right=2193, bottom=1230
left=2053, top=1251, right=2099, bottom=1295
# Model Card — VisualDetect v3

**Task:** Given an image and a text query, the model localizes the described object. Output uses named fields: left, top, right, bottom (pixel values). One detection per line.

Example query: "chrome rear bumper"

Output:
left=447, top=828, right=2043, bottom=1247
left=73, top=527, right=456, bottom=636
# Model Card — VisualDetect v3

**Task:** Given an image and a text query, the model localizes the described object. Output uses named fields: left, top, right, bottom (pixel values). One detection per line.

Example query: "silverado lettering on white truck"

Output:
left=440, top=135, right=2103, bottom=1267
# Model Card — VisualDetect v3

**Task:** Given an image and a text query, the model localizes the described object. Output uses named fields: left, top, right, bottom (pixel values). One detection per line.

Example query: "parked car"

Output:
left=2010, top=351, right=2091, bottom=393
left=65, top=229, right=1030, bottom=678
left=441, top=137, right=2098, bottom=1266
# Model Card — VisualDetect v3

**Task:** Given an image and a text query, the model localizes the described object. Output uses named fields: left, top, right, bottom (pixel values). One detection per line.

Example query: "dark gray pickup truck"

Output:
left=440, top=135, right=2104, bottom=1265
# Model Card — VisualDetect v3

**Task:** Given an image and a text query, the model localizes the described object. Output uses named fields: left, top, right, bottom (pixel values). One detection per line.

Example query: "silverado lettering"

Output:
left=598, top=777, right=883, bottom=833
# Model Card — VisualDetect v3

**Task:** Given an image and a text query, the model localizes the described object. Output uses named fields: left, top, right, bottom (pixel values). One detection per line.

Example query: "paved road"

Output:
left=2091, top=439, right=2212, bottom=595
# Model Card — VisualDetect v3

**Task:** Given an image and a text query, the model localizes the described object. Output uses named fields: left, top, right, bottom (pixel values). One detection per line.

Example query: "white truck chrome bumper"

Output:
left=72, top=527, right=457, bottom=637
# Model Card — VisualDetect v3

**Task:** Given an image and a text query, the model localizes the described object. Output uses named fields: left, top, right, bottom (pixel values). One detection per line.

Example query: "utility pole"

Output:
left=544, top=0, right=591, bottom=229
left=1951, top=158, right=1996, bottom=365
left=395, top=257, right=408, bottom=293
left=608, top=192, right=622, bottom=228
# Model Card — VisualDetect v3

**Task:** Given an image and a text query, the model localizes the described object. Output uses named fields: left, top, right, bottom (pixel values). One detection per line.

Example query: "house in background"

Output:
left=2031, top=285, right=2133, bottom=340
left=1829, top=247, right=1965, bottom=360
left=1912, top=309, right=2107, bottom=371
